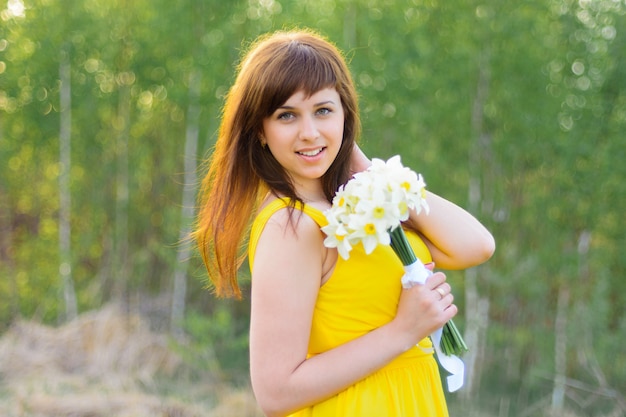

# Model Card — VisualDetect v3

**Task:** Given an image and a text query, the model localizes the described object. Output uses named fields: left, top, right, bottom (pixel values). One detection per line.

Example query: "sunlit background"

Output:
left=1, top=0, right=625, bottom=416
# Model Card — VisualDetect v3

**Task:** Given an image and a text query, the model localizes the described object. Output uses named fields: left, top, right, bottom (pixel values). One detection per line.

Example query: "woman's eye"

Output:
left=316, top=108, right=331, bottom=116
left=277, top=112, right=294, bottom=121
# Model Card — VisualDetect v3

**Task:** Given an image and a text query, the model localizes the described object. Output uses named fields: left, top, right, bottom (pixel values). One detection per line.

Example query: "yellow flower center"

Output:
left=373, top=207, right=385, bottom=219
left=365, top=223, right=376, bottom=235
left=401, top=181, right=411, bottom=191
left=398, top=201, right=408, bottom=215
left=421, top=188, right=427, bottom=199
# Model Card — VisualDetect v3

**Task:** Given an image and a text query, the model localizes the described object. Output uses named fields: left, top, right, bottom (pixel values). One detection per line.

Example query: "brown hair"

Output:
left=194, top=29, right=361, bottom=298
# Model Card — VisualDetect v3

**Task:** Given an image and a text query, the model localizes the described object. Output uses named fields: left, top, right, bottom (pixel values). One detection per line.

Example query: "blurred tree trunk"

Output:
left=171, top=0, right=207, bottom=336
left=113, top=81, right=131, bottom=304
left=0, top=117, right=18, bottom=320
left=550, top=233, right=585, bottom=414
left=342, top=1, right=357, bottom=48
left=551, top=282, right=569, bottom=414
left=112, top=6, right=133, bottom=306
left=462, top=50, right=492, bottom=398
left=171, top=68, right=201, bottom=337
left=59, top=43, right=77, bottom=322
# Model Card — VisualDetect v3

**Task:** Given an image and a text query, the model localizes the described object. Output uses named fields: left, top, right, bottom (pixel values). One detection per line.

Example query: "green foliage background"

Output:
left=1, top=0, right=625, bottom=415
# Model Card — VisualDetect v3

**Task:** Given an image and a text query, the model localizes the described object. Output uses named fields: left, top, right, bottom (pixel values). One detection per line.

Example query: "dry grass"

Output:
left=0, top=305, right=263, bottom=417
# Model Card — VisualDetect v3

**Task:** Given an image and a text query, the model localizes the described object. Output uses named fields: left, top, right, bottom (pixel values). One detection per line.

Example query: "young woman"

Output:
left=194, top=29, right=495, bottom=417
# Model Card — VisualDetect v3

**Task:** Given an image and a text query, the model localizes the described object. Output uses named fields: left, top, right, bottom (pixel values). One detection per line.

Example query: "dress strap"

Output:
left=248, top=198, right=328, bottom=268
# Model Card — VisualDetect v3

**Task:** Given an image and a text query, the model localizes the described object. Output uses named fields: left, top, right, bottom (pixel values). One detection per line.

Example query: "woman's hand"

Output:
left=391, top=271, right=457, bottom=350
left=349, top=143, right=371, bottom=175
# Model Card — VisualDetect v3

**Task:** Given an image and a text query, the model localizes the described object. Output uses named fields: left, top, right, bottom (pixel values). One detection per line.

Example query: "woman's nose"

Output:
left=298, top=115, right=319, bottom=140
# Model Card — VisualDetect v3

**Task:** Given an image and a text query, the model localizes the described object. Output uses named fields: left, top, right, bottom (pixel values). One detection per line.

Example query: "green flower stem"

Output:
left=389, top=225, right=417, bottom=265
left=389, top=226, right=468, bottom=357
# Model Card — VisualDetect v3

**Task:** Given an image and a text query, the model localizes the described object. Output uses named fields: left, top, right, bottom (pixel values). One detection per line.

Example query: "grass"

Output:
left=0, top=305, right=263, bottom=417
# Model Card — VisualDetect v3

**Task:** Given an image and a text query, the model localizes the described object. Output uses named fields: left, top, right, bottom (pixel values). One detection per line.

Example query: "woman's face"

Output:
left=262, top=87, right=344, bottom=194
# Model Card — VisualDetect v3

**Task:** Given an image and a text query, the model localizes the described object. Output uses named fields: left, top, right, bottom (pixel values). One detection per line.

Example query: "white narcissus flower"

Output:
left=347, top=213, right=391, bottom=255
left=322, top=155, right=428, bottom=259
left=321, top=204, right=353, bottom=260
left=356, top=190, right=399, bottom=231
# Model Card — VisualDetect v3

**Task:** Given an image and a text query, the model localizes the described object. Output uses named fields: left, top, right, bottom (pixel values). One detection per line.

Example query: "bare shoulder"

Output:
left=255, top=202, right=325, bottom=272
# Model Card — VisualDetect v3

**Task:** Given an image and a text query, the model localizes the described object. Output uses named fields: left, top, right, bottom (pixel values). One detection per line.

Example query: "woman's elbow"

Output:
left=257, top=403, right=285, bottom=417
left=251, top=382, right=293, bottom=417
left=444, top=232, right=495, bottom=269
left=254, top=396, right=292, bottom=417
left=474, top=231, right=496, bottom=264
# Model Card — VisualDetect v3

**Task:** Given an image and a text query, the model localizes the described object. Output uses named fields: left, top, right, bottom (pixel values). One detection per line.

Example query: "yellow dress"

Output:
left=249, top=198, right=449, bottom=417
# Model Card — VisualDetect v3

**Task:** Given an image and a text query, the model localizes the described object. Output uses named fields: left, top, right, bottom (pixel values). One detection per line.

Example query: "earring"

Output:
left=259, top=135, right=267, bottom=148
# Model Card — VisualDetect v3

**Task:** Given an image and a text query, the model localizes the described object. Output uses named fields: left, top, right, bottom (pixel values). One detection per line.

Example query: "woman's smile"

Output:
left=297, top=147, right=326, bottom=157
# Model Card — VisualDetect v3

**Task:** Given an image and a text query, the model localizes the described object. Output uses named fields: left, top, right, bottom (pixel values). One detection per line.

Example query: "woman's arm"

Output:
left=409, top=191, right=495, bottom=270
left=350, top=143, right=495, bottom=270
left=249, top=207, right=456, bottom=416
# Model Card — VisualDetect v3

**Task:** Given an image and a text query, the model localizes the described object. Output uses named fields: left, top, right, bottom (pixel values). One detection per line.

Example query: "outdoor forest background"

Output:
left=1, top=0, right=625, bottom=416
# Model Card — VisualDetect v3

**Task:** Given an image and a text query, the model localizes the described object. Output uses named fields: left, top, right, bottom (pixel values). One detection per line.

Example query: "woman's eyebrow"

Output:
left=277, top=100, right=336, bottom=109
left=315, top=100, right=336, bottom=106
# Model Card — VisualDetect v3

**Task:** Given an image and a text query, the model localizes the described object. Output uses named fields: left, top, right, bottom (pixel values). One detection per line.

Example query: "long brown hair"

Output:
left=194, top=29, right=361, bottom=298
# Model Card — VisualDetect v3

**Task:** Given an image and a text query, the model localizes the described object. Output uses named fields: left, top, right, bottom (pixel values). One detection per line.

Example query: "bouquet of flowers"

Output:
left=321, top=155, right=467, bottom=392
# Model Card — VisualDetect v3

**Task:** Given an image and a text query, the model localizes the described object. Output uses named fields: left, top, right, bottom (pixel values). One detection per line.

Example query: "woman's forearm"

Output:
left=254, top=320, right=412, bottom=417
left=409, top=191, right=495, bottom=269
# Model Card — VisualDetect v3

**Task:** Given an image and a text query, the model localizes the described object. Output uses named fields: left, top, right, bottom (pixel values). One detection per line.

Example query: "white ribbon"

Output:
left=402, top=261, right=465, bottom=392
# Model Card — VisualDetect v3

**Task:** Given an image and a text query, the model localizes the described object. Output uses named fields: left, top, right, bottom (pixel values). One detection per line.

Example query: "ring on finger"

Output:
left=435, top=287, right=446, bottom=299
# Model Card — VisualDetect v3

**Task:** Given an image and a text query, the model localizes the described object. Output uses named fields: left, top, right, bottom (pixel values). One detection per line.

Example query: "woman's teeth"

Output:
left=298, top=148, right=323, bottom=156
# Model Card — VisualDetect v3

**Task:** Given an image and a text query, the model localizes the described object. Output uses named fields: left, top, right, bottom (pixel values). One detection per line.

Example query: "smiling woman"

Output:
left=193, top=28, right=494, bottom=417
left=194, top=29, right=361, bottom=300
